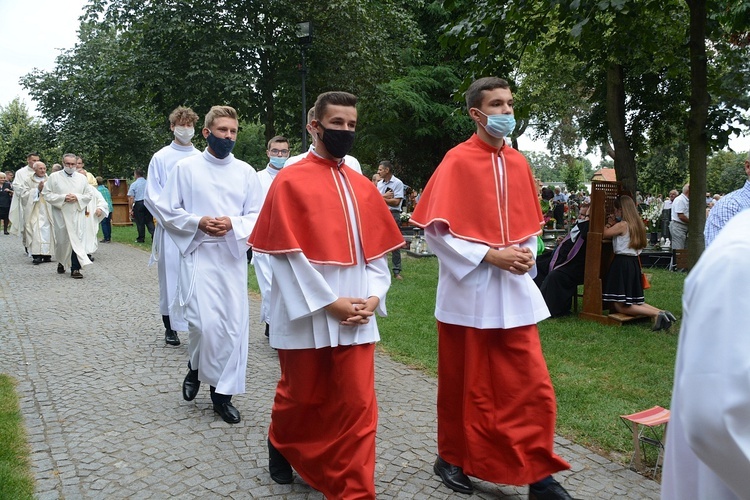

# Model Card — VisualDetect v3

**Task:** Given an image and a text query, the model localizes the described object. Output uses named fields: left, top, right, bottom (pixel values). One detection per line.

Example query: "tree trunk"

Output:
left=606, top=63, right=637, bottom=196
left=686, top=0, right=708, bottom=266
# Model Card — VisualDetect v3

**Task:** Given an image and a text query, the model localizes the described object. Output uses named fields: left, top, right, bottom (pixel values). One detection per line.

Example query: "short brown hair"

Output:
left=267, top=135, right=289, bottom=150
left=465, top=77, right=510, bottom=110
left=203, top=106, right=239, bottom=130
left=169, top=106, right=199, bottom=126
left=313, top=92, right=357, bottom=125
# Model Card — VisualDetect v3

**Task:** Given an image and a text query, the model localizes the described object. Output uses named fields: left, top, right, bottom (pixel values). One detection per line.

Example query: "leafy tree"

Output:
left=706, top=150, right=747, bottom=194
left=22, top=21, right=161, bottom=178
left=356, top=65, right=474, bottom=188
left=638, top=144, right=690, bottom=196
left=440, top=0, right=750, bottom=197
left=523, top=150, right=560, bottom=182
left=0, top=98, right=52, bottom=171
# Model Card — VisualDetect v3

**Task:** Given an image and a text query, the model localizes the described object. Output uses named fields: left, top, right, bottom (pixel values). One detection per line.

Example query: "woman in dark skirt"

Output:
left=602, top=195, right=676, bottom=331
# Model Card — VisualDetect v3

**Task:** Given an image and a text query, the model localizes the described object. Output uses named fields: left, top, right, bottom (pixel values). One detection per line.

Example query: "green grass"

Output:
left=0, top=375, right=34, bottom=500
left=109, top=223, right=154, bottom=251
left=248, top=254, right=682, bottom=463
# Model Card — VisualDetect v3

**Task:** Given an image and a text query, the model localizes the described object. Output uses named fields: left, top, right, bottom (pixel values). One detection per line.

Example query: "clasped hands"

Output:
left=325, top=296, right=379, bottom=326
left=199, top=216, right=232, bottom=237
left=64, top=193, right=78, bottom=203
left=484, top=245, right=535, bottom=275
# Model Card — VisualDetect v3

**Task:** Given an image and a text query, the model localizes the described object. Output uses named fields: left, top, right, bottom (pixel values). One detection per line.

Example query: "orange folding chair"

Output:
left=619, top=406, right=670, bottom=479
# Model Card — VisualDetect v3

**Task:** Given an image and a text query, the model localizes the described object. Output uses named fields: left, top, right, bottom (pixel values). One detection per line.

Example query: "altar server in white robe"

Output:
left=42, top=153, right=93, bottom=279
left=252, top=135, right=289, bottom=337
left=662, top=210, right=750, bottom=500
left=22, top=161, right=55, bottom=264
left=9, top=152, right=39, bottom=250
left=153, top=105, right=262, bottom=424
left=145, top=106, right=201, bottom=347
left=249, top=91, right=405, bottom=498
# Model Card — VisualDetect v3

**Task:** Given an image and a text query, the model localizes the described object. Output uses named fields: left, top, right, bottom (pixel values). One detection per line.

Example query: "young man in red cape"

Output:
left=249, top=91, right=405, bottom=499
left=410, top=77, right=574, bottom=500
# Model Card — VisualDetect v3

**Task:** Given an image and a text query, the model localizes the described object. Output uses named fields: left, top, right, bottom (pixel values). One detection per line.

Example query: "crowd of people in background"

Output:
left=4, top=152, right=111, bottom=278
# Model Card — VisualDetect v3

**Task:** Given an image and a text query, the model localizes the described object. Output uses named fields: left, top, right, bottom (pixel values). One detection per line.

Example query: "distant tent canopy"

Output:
left=591, top=168, right=616, bottom=182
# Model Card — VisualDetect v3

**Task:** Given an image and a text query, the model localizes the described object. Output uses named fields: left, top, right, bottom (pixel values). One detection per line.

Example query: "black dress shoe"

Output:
left=434, top=456, right=473, bottom=494
left=529, top=478, right=574, bottom=499
left=165, top=329, right=181, bottom=346
left=182, top=369, right=200, bottom=401
left=268, top=438, right=294, bottom=484
left=213, top=401, right=241, bottom=424
left=57, top=263, right=65, bottom=274
left=43, top=256, right=52, bottom=262
left=32, top=257, right=42, bottom=265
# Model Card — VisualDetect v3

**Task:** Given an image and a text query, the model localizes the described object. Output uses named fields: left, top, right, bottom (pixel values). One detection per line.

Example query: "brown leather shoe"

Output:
left=71, top=270, right=83, bottom=279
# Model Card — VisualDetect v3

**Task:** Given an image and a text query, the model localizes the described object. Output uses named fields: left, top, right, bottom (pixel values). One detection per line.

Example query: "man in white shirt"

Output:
left=376, top=160, right=405, bottom=280
left=153, top=105, right=262, bottom=425
left=144, top=106, right=201, bottom=347
left=670, top=184, right=690, bottom=250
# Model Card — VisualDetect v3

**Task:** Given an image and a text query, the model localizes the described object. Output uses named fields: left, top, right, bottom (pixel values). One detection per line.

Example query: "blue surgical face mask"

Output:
left=206, top=132, right=235, bottom=159
left=475, top=109, right=516, bottom=138
left=268, top=156, right=286, bottom=169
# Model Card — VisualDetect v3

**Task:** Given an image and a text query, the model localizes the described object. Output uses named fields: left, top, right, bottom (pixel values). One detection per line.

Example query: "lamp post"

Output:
left=296, top=21, right=313, bottom=151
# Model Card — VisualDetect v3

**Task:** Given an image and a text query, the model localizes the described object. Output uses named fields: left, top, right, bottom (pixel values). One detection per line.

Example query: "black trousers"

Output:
left=133, top=200, right=154, bottom=241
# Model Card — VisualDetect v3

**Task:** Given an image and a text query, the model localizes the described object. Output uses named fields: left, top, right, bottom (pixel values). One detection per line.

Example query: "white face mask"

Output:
left=63, top=166, right=77, bottom=175
left=174, top=126, right=195, bottom=144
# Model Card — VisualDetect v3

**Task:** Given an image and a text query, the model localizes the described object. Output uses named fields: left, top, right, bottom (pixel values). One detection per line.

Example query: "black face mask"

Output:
left=317, top=123, right=355, bottom=159
left=207, top=132, right=235, bottom=159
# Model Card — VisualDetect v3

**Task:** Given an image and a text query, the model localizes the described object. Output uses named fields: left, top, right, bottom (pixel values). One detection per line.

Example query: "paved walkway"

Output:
left=0, top=234, right=661, bottom=499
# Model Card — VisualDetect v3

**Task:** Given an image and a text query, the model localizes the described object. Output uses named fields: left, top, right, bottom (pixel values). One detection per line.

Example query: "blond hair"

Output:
left=203, top=106, right=238, bottom=129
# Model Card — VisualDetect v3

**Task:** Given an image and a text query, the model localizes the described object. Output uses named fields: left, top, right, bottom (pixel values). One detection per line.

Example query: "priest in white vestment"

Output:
left=152, top=106, right=262, bottom=425
left=22, top=161, right=55, bottom=264
left=145, top=106, right=201, bottom=347
left=251, top=135, right=289, bottom=337
left=662, top=210, right=750, bottom=500
left=42, top=154, right=93, bottom=279
left=8, top=152, right=39, bottom=250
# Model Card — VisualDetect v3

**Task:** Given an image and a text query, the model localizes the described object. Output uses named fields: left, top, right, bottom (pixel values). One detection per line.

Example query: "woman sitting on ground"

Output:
left=602, top=195, right=676, bottom=331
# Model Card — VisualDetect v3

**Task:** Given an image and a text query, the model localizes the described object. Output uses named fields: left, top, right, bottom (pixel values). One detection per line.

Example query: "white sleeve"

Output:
left=423, top=222, right=489, bottom=281
left=676, top=231, right=750, bottom=496
left=270, top=252, right=338, bottom=321
left=151, top=165, right=202, bottom=256
left=366, top=256, right=391, bottom=316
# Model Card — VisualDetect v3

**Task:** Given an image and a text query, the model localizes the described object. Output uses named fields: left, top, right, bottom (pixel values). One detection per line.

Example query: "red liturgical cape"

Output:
left=249, top=153, right=404, bottom=265
left=410, top=134, right=543, bottom=246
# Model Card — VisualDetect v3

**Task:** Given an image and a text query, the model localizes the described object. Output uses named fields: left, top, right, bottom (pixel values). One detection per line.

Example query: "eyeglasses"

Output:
left=269, top=149, right=289, bottom=156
